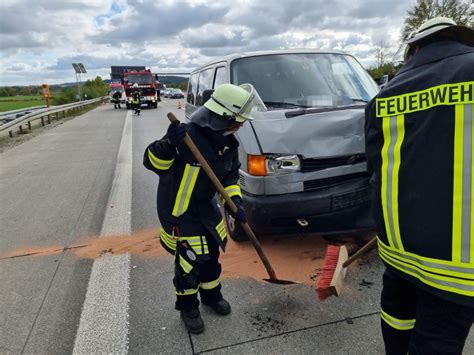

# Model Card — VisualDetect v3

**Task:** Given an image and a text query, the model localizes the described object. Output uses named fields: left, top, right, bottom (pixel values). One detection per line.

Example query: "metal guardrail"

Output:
left=0, top=105, right=47, bottom=119
left=0, top=97, right=109, bottom=138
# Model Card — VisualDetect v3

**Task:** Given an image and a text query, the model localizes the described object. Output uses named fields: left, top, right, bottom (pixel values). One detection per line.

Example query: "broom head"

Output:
left=316, top=244, right=348, bottom=301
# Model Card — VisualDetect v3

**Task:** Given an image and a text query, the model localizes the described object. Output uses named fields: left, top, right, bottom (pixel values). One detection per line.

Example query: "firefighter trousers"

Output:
left=133, top=103, right=140, bottom=114
left=174, top=231, right=223, bottom=311
left=381, top=267, right=474, bottom=355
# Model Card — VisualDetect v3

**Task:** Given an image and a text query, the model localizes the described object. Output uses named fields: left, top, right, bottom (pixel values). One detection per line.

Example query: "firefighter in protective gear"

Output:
left=112, top=90, right=121, bottom=109
left=132, top=83, right=141, bottom=115
left=143, top=83, right=261, bottom=334
left=365, top=17, right=474, bottom=354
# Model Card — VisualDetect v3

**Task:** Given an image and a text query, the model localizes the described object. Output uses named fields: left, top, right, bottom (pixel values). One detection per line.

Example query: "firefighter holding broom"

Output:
left=143, top=83, right=264, bottom=334
left=365, top=18, right=474, bottom=354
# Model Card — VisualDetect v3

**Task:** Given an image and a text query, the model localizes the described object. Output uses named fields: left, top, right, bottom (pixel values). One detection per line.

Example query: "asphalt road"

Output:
left=0, top=99, right=472, bottom=354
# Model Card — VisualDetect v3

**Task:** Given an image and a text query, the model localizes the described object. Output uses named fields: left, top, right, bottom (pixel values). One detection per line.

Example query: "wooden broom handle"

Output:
left=342, top=237, right=377, bottom=268
left=166, top=112, right=278, bottom=280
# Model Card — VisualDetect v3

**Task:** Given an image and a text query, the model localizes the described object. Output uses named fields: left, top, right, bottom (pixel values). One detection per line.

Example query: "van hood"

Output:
left=243, top=108, right=366, bottom=157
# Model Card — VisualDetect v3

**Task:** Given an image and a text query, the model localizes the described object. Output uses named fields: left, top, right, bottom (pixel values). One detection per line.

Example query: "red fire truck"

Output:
left=124, top=69, right=158, bottom=109
left=109, top=82, right=125, bottom=104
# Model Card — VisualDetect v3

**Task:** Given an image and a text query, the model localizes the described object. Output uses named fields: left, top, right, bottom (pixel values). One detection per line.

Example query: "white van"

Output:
left=185, top=49, right=379, bottom=241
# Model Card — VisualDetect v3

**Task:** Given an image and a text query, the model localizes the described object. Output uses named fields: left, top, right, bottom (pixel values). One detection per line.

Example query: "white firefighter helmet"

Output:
left=204, top=83, right=265, bottom=123
left=133, top=83, right=138, bottom=88
left=403, top=17, right=474, bottom=61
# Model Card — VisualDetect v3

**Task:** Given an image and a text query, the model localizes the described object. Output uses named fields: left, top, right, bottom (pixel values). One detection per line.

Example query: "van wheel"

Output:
left=224, top=210, right=248, bottom=242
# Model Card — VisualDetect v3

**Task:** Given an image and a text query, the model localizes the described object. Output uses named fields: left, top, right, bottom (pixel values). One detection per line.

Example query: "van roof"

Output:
left=191, top=49, right=348, bottom=74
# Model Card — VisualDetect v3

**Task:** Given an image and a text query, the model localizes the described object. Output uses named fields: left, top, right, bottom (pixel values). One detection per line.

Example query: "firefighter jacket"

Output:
left=143, top=122, right=243, bottom=253
left=365, top=40, right=474, bottom=307
left=112, top=91, right=121, bottom=103
left=132, top=90, right=140, bottom=104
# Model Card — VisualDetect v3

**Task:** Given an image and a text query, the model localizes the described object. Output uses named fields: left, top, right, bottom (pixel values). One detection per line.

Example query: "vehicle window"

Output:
left=230, top=53, right=379, bottom=109
left=126, top=74, right=152, bottom=84
left=213, top=66, right=227, bottom=88
left=196, top=67, right=214, bottom=106
left=187, top=73, right=198, bottom=105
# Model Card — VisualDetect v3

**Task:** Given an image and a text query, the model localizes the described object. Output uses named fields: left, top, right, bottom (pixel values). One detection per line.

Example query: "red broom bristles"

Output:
left=316, top=244, right=341, bottom=301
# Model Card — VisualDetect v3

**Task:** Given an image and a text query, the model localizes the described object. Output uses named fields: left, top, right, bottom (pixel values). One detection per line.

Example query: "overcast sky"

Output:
left=0, top=0, right=429, bottom=86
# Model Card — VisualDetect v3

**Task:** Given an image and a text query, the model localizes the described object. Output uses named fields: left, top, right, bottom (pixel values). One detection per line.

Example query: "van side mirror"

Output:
left=202, top=89, right=214, bottom=104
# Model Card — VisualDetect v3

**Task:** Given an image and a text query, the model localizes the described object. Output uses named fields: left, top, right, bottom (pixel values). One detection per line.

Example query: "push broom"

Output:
left=167, top=112, right=298, bottom=285
left=316, top=236, right=377, bottom=300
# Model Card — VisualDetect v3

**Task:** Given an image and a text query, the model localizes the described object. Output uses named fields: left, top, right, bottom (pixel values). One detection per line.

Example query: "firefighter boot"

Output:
left=203, top=298, right=231, bottom=315
left=180, top=308, right=205, bottom=334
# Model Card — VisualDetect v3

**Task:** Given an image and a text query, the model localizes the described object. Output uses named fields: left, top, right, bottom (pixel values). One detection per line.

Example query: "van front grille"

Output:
left=301, top=154, right=365, bottom=172
left=303, top=172, right=369, bottom=191
left=238, top=174, right=246, bottom=187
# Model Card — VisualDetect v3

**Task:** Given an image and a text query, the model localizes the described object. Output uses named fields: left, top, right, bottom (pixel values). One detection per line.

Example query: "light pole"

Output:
left=72, top=63, right=87, bottom=100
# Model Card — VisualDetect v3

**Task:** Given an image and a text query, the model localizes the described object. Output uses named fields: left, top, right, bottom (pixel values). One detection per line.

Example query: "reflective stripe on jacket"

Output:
left=132, top=91, right=140, bottom=104
left=143, top=122, right=241, bottom=251
left=365, top=40, right=474, bottom=307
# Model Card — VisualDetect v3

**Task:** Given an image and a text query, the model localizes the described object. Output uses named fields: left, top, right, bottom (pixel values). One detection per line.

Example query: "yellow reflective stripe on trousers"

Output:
left=172, top=164, right=200, bottom=217
left=381, top=115, right=405, bottom=251
left=453, top=104, right=474, bottom=264
left=224, top=184, right=242, bottom=198
left=176, top=288, right=199, bottom=296
left=216, top=219, right=227, bottom=241
left=200, top=278, right=220, bottom=290
left=179, top=255, right=193, bottom=273
left=378, top=245, right=474, bottom=297
left=188, top=245, right=209, bottom=255
left=160, top=230, right=177, bottom=251
left=159, top=227, right=209, bottom=255
left=147, top=149, right=174, bottom=170
left=380, top=309, right=415, bottom=331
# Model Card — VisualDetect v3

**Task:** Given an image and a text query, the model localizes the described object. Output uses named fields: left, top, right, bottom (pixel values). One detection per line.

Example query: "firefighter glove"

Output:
left=167, top=121, right=186, bottom=147
left=174, top=265, right=200, bottom=293
left=225, top=197, right=247, bottom=224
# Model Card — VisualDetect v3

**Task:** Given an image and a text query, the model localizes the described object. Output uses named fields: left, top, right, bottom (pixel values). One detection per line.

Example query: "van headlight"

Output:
left=248, top=154, right=300, bottom=176
left=266, top=155, right=300, bottom=174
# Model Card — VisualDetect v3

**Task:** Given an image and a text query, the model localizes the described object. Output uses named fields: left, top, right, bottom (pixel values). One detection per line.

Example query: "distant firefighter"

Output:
left=112, top=91, right=122, bottom=109
left=132, top=83, right=141, bottom=116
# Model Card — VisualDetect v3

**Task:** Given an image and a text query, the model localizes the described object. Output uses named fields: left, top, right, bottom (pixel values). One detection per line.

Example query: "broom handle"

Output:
left=342, top=237, right=377, bottom=268
left=166, top=112, right=278, bottom=280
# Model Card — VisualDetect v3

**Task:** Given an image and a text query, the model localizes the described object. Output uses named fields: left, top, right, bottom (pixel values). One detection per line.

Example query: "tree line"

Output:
left=53, top=76, right=109, bottom=105
left=0, top=76, right=109, bottom=105
left=368, top=0, right=472, bottom=82
left=0, top=86, right=41, bottom=97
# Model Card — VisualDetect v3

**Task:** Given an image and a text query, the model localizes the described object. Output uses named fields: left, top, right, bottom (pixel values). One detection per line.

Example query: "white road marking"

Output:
left=73, top=110, right=133, bottom=354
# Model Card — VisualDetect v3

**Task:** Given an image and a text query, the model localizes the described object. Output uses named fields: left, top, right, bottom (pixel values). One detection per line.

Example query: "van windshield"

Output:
left=230, top=53, right=378, bottom=109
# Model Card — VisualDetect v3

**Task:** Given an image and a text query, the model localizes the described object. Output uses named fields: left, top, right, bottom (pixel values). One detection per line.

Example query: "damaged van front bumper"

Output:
left=242, top=177, right=374, bottom=236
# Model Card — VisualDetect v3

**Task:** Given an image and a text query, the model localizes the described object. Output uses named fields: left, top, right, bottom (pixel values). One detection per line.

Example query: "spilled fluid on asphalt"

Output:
left=0, top=228, right=369, bottom=285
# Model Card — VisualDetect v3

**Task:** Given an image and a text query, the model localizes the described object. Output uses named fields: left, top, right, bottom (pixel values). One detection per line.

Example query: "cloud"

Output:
left=179, top=25, right=247, bottom=49
left=0, top=0, right=425, bottom=85
left=90, top=1, right=231, bottom=44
